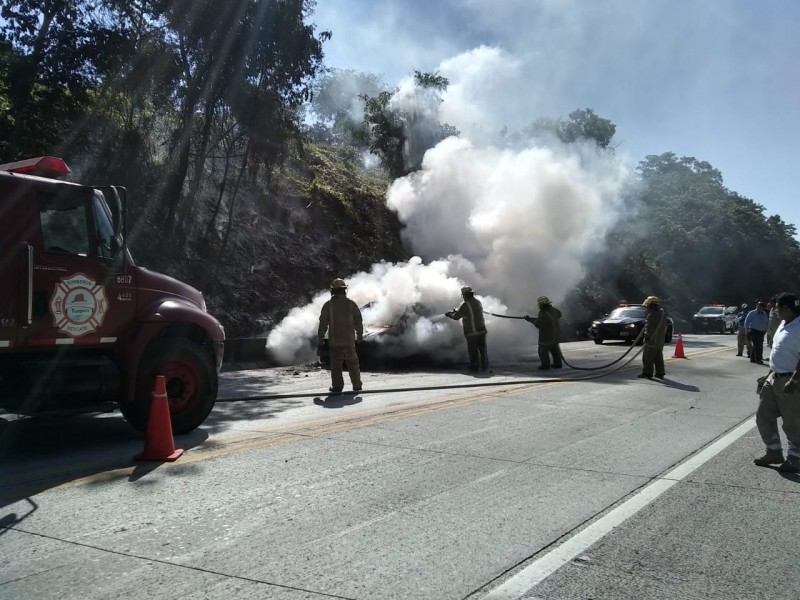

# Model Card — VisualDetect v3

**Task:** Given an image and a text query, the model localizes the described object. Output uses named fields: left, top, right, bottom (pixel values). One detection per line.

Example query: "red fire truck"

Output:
left=0, top=156, right=225, bottom=433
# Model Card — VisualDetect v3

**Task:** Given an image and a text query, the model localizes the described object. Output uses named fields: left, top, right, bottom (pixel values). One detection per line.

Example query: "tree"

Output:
left=154, top=0, right=329, bottom=234
left=307, top=68, right=386, bottom=145
left=559, top=108, right=616, bottom=148
left=580, top=152, right=800, bottom=326
left=0, top=39, right=15, bottom=159
left=359, top=70, right=458, bottom=180
left=522, top=109, right=616, bottom=150
left=0, top=0, right=103, bottom=159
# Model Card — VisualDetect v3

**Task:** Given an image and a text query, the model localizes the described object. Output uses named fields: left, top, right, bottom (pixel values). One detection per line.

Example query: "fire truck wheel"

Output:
left=126, top=339, right=217, bottom=435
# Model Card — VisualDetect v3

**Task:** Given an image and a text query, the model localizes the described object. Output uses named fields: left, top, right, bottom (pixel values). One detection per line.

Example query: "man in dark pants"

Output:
left=638, top=295, right=667, bottom=380
left=745, top=300, right=769, bottom=364
left=446, top=286, right=488, bottom=371
left=525, top=296, right=562, bottom=370
left=318, top=278, right=363, bottom=394
left=753, top=292, right=800, bottom=472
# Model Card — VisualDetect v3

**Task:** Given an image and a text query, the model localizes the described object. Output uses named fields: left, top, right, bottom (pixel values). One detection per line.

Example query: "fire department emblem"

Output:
left=50, top=273, right=108, bottom=337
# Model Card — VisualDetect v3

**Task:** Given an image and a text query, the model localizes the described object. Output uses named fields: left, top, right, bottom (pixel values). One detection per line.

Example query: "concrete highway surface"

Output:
left=1, top=334, right=798, bottom=600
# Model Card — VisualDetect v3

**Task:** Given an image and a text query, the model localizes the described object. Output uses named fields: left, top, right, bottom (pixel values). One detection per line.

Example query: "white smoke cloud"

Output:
left=266, top=256, right=519, bottom=365
left=387, top=135, right=630, bottom=312
left=437, top=46, right=525, bottom=144
left=267, top=46, right=632, bottom=366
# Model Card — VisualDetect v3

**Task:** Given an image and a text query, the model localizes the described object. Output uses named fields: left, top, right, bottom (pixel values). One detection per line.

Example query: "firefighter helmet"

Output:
left=537, top=296, right=551, bottom=306
left=460, top=286, right=473, bottom=295
left=330, top=278, right=347, bottom=290
left=643, top=295, right=661, bottom=306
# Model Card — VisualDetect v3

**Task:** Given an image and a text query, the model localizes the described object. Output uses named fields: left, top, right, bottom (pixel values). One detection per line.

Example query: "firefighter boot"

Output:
left=754, top=449, right=784, bottom=467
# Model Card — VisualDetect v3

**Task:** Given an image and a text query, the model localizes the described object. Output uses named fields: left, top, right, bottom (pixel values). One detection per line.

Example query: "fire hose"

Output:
left=482, top=310, right=645, bottom=373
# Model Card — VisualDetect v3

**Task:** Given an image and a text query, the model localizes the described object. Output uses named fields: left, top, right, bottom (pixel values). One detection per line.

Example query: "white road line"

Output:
left=481, top=417, right=756, bottom=600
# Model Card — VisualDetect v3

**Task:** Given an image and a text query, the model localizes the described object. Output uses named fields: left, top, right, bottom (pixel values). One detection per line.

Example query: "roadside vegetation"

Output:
left=2, top=1, right=798, bottom=338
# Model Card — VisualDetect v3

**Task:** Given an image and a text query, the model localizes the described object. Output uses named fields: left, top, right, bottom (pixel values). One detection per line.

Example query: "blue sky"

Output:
left=311, top=0, right=800, bottom=232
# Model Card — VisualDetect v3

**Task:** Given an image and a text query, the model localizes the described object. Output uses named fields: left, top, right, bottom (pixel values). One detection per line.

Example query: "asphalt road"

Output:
left=1, top=334, right=798, bottom=600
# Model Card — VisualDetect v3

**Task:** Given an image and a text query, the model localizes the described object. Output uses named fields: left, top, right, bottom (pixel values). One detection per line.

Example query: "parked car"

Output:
left=691, top=304, right=738, bottom=334
left=589, top=304, right=674, bottom=345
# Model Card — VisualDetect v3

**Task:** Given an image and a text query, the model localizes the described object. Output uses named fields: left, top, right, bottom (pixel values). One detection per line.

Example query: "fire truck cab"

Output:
left=0, top=157, right=225, bottom=433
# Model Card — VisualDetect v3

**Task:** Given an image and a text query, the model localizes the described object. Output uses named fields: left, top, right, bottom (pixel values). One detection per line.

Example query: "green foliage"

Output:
left=0, top=39, right=15, bottom=158
left=1, top=0, right=103, bottom=159
left=523, top=108, right=616, bottom=149
left=358, top=70, right=459, bottom=180
left=148, top=0, right=330, bottom=229
left=0, top=0, right=329, bottom=230
left=572, top=151, right=800, bottom=329
left=307, top=68, right=386, bottom=146
left=358, top=90, right=406, bottom=178
left=560, top=108, right=616, bottom=148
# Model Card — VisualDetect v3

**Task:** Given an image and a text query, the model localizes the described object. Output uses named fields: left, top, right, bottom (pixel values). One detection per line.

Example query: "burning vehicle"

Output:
left=317, top=301, right=461, bottom=367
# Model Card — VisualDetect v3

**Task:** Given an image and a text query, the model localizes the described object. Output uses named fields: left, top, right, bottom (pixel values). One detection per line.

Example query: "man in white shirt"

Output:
left=753, top=292, right=800, bottom=472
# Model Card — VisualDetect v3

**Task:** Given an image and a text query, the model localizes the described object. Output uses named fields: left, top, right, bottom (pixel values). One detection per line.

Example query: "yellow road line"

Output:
left=2, top=381, right=561, bottom=498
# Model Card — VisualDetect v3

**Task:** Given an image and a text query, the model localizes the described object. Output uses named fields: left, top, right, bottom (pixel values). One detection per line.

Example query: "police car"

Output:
left=589, top=304, right=674, bottom=345
left=691, top=304, right=738, bottom=334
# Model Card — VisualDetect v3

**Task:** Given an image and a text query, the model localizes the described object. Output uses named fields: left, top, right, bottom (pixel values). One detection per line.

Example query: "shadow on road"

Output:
left=658, top=378, right=701, bottom=392
left=313, top=394, right=364, bottom=408
left=0, top=414, right=212, bottom=508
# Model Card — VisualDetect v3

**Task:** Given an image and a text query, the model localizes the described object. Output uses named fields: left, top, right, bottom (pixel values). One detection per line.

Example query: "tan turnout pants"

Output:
left=330, top=344, right=362, bottom=391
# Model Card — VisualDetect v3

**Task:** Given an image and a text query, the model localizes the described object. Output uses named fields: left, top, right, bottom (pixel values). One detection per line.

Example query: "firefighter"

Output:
left=524, top=296, right=563, bottom=370
left=638, top=295, right=667, bottom=380
left=317, top=278, right=363, bottom=394
left=446, top=286, right=489, bottom=371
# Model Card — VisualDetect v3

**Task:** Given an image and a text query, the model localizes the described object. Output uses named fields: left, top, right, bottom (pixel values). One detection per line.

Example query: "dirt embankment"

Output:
left=138, top=144, right=410, bottom=339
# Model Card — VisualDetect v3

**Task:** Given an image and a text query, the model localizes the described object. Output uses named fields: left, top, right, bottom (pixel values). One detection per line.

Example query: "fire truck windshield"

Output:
left=37, top=188, right=122, bottom=260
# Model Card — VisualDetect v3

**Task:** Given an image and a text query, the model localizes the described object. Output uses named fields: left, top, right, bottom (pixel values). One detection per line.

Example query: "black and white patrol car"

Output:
left=691, top=304, right=738, bottom=334
left=589, top=304, right=674, bottom=345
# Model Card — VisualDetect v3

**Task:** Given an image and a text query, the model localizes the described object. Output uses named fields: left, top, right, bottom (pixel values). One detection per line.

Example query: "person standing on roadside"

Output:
left=753, top=292, right=800, bottom=473
left=446, top=286, right=489, bottom=371
left=638, top=295, right=667, bottom=380
left=745, top=300, right=769, bottom=364
left=767, top=297, right=781, bottom=349
left=524, top=296, right=563, bottom=370
left=318, top=278, right=363, bottom=394
left=736, top=303, right=752, bottom=357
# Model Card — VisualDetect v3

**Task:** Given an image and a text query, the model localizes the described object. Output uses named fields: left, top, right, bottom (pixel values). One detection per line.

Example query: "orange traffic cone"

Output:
left=134, top=375, right=184, bottom=461
left=673, top=332, right=687, bottom=359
